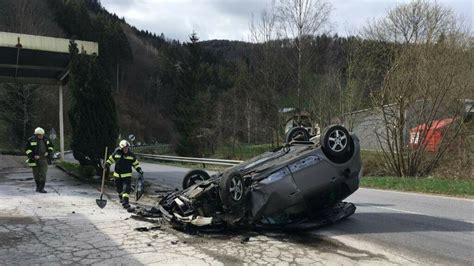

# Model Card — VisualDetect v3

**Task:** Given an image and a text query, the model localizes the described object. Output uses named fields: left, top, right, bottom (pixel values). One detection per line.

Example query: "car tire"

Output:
left=219, top=170, right=246, bottom=208
left=182, top=169, right=210, bottom=189
left=286, top=127, right=310, bottom=143
left=320, top=125, right=354, bottom=164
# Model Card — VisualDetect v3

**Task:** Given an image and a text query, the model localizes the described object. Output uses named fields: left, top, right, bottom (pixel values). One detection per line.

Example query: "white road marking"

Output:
left=359, top=204, right=474, bottom=225
left=361, top=187, right=474, bottom=202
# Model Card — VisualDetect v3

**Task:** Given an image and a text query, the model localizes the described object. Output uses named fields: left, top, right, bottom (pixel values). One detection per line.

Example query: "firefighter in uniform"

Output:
left=105, top=140, right=143, bottom=208
left=25, top=127, right=54, bottom=193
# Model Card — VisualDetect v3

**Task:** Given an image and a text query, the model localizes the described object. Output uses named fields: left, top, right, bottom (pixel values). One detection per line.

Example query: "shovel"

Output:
left=96, top=146, right=108, bottom=209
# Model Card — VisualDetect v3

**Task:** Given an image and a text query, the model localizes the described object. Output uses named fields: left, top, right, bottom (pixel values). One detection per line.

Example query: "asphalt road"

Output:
left=140, top=161, right=474, bottom=264
left=324, top=188, right=474, bottom=264
left=65, top=154, right=474, bottom=264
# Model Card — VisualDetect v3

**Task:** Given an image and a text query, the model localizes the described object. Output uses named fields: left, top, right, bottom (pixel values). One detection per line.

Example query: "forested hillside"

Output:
left=0, top=0, right=383, bottom=154
left=0, top=0, right=471, bottom=179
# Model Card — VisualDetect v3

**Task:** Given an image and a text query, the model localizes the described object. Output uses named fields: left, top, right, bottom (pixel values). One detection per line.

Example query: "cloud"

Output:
left=101, top=0, right=473, bottom=41
left=101, top=0, right=267, bottom=41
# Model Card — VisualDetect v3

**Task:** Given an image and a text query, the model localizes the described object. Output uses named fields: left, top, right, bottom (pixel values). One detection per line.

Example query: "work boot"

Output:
left=122, top=197, right=130, bottom=208
left=39, top=182, right=47, bottom=193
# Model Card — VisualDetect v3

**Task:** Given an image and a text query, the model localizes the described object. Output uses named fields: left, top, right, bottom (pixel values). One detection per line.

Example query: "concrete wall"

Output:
left=344, top=99, right=473, bottom=151
left=345, top=109, right=388, bottom=151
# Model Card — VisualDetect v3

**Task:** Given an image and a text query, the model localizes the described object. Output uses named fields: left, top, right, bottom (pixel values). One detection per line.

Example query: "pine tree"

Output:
left=174, top=32, right=210, bottom=156
left=68, top=41, right=119, bottom=167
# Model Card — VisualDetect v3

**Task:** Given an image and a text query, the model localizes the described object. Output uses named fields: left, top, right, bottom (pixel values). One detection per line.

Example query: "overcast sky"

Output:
left=101, top=0, right=473, bottom=42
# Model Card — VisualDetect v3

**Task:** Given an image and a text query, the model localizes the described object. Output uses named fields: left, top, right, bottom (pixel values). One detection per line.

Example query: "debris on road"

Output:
left=134, top=226, right=161, bottom=232
left=240, top=235, right=250, bottom=244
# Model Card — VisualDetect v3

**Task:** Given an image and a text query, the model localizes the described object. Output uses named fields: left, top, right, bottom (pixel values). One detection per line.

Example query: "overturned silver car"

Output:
left=159, top=125, right=362, bottom=230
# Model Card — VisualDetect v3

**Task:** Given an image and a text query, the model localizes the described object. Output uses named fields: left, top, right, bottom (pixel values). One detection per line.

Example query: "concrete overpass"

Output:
left=0, top=31, right=98, bottom=159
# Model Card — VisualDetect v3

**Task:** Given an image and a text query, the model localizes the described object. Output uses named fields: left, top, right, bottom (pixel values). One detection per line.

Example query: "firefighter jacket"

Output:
left=25, top=136, right=54, bottom=167
left=106, top=148, right=142, bottom=178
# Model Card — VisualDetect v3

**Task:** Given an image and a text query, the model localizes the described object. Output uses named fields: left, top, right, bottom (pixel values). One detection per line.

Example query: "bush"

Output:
left=360, top=150, right=392, bottom=177
left=213, top=144, right=274, bottom=160
left=133, top=144, right=171, bottom=155
left=78, top=165, right=97, bottom=179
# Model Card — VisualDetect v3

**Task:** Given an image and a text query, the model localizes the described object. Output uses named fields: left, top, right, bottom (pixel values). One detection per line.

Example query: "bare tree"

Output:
left=249, top=1, right=283, bottom=146
left=276, top=0, right=331, bottom=111
left=0, top=83, right=39, bottom=146
left=364, top=0, right=458, bottom=44
left=365, top=0, right=472, bottom=176
left=340, top=37, right=392, bottom=131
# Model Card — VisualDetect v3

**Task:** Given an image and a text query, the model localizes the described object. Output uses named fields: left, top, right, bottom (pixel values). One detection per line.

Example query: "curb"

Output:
left=56, top=164, right=80, bottom=179
left=55, top=164, right=113, bottom=186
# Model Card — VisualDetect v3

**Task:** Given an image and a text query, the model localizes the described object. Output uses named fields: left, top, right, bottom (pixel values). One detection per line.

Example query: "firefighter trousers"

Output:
left=32, top=160, right=48, bottom=189
left=115, top=176, right=131, bottom=200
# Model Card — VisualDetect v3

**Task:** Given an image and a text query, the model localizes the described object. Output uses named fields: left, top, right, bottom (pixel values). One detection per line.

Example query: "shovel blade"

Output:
left=96, top=199, right=107, bottom=209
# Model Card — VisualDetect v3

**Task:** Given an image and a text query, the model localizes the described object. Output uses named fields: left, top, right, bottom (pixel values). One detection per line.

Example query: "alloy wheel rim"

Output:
left=229, top=176, right=243, bottom=201
left=328, top=129, right=347, bottom=152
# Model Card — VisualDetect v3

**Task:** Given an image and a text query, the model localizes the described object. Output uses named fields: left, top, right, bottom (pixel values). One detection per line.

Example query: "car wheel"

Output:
left=182, top=169, right=210, bottom=189
left=286, top=127, right=310, bottom=143
left=219, top=170, right=246, bottom=208
left=320, top=125, right=354, bottom=163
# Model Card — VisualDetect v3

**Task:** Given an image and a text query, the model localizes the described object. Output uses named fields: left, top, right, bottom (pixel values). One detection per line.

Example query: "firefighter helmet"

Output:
left=119, top=140, right=130, bottom=149
left=34, top=127, right=45, bottom=135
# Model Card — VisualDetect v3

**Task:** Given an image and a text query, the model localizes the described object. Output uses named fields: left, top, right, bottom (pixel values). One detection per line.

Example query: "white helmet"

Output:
left=119, top=140, right=130, bottom=149
left=34, top=127, right=45, bottom=135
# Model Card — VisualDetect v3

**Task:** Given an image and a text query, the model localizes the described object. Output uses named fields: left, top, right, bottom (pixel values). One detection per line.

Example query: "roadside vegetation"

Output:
left=56, top=161, right=81, bottom=176
left=211, top=144, right=274, bottom=160
left=133, top=144, right=172, bottom=155
left=361, top=139, right=473, bottom=197
left=56, top=161, right=97, bottom=180
left=361, top=177, right=474, bottom=197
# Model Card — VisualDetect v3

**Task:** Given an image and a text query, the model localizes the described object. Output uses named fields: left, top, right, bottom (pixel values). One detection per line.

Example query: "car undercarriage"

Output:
left=149, top=125, right=362, bottom=231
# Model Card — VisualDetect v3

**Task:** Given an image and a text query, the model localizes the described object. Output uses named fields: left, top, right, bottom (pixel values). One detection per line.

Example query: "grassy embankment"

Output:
left=360, top=176, right=473, bottom=197
left=358, top=150, right=472, bottom=197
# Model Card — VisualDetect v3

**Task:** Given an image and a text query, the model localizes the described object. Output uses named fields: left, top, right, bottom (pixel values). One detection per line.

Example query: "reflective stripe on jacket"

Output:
left=25, top=135, right=54, bottom=167
left=106, top=148, right=141, bottom=178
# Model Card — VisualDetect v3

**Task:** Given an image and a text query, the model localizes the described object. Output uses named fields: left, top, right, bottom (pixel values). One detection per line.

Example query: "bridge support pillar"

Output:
left=59, top=84, right=65, bottom=161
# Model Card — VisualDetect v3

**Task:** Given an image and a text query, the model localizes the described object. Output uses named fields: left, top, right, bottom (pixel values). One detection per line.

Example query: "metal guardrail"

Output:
left=136, top=153, right=243, bottom=167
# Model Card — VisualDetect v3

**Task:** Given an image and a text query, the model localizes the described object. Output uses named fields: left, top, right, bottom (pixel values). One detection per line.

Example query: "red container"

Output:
left=409, top=118, right=453, bottom=152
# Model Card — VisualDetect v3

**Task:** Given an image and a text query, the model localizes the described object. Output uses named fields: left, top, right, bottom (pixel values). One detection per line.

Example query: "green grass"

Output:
left=212, top=143, right=275, bottom=160
left=133, top=144, right=172, bottom=155
left=361, top=176, right=474, bottom=197
left=57, top=161, right=98, bottom=179
left=57, top=161, right=82, bottom=176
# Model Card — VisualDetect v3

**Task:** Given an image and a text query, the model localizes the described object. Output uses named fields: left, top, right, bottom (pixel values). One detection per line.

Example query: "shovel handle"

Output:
left=100, top=146, right=108, bottom=195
